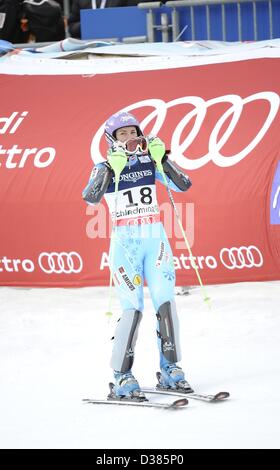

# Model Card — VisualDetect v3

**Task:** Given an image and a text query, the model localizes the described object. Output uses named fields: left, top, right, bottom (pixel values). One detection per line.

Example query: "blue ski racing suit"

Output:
left=83, top=148, right=192, bottom=392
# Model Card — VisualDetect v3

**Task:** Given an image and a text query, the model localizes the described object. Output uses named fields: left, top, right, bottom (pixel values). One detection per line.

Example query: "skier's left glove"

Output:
left=148, top=137, right=167, bottom=165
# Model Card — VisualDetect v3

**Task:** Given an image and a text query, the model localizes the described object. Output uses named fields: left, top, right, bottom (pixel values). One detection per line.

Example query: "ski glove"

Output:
left=148, top=137, right=166, bottom=164
left=148, top=136, right=191, bottom=192
left=107, top=147, right=127, bottom=177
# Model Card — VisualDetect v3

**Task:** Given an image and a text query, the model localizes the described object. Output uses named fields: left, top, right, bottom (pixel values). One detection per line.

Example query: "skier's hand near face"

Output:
left=107, top=146, right=126, bottom=164
left=107, top=147, right=127, bottom=178
left=148, top=137, right=167, bottom=165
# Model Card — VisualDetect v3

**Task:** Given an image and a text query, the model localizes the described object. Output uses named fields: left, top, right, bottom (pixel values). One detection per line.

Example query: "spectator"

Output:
left=22, top=0, right=66, bottom=43
left=68, top=0, right=150, bottom=39
left=0, top=0, right=25, bottom=43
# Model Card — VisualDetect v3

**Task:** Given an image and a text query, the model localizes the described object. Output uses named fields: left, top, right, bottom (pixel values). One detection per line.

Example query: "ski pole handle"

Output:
left=148, top=137, right=166, bottom=173
left=107, top=148, right=127, bottom=185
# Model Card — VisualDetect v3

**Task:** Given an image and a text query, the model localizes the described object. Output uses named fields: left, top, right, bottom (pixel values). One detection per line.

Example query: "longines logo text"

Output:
left=112, top=169, right=152, bottom=183
left=0, top=111, right=56, bottom=169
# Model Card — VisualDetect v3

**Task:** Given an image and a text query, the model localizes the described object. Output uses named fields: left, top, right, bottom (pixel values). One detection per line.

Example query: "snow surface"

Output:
left=0, top=281, right=279, bottom=449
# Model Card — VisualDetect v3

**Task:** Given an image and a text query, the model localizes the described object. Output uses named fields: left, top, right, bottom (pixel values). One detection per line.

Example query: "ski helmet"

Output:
left=105, top=111, right=143, bottom=147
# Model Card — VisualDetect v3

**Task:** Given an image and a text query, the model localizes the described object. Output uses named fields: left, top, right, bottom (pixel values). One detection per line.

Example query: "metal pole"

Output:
left=268, top=0, right=273, bottom=39
left=146, top=10, right=155, bottom=42
left=138, top=2, right=162, bottom=43
left=221, top=3, right=226, bottom=40
left=237, top=2, right=242, bottom=41
left=252, top=2, right=257, bottom=40
left=161, top=13, right=170, bottom=42
left=171, top=8, right=180, bottom=41
left=63, top=0, right=71, bottom=18
left=206, top=4, right=211, bottom=39
left=190, top=6, right=195, bottom=40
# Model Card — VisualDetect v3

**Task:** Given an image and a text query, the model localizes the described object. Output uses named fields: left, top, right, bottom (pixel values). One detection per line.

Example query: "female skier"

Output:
left=83, top=112, right=193, bottom=400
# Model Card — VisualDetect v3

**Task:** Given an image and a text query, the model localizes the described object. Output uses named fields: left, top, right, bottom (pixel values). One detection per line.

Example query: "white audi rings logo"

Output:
left=91, top=93, right=280, bottom=169
left=38, top=252, right=83, bottom=274
left=220, top=245, right=263, bottom=270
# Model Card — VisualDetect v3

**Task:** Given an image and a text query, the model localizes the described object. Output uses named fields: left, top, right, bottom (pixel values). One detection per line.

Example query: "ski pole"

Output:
left=105, top=149, right=127, bottom=318
left=149, top=139, right=211, bottom=308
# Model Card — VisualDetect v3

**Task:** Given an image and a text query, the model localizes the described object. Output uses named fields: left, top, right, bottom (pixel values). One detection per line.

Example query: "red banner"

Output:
left=0, top=58, right=280, bottom=286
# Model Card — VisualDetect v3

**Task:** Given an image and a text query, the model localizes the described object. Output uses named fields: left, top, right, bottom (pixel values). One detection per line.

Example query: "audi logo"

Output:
left=38, top=251, right=83, bottom=274
left=91, top=93, right=279, bottom=170
left=220, top=245, right=263, bottom=270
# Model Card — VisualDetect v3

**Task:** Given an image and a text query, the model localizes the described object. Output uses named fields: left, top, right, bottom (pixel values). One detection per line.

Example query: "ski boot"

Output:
left=108, top=370, right=147, bottom=402
left=156, top=364, right=194, bottom=393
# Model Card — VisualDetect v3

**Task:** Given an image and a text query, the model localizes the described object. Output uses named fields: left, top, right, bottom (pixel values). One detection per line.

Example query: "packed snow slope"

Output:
left=0, top=281, right=279, bottom=449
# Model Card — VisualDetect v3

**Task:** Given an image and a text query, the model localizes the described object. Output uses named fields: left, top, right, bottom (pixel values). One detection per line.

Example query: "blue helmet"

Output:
left=105, top=111, right=143, bottom=147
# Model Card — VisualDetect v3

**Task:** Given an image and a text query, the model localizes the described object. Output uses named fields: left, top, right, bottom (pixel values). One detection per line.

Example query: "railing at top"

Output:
left=60, top=0, right=280, bottom=43
left=163, top=0, right=275, bottom=41
left=80, top=0, right=280, bottom=43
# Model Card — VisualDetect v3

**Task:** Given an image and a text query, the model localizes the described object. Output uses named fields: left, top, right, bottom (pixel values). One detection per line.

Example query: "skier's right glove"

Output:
left=107, top=147, right=127, bottom=177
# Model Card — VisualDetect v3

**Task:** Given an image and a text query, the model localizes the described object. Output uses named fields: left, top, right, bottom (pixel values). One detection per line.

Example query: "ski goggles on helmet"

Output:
left=122, top=136, right=148, bottom=155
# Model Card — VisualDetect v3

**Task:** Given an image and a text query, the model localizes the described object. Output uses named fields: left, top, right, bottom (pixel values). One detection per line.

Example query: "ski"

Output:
left=82, top=397, right=188, bottom=410
left=141, top=387, right=230, bottom=403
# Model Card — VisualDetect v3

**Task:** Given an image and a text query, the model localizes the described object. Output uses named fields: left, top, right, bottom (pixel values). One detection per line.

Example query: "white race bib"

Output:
left=105, top=184, right=160, bottom=226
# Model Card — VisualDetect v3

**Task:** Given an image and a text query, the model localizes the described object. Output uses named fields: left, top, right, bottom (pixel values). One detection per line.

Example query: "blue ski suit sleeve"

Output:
left=155, top=169, right=183, bottom=192
left=155, top=157, right=192, bottom=192
left=82, top=162, right=112, bottom=205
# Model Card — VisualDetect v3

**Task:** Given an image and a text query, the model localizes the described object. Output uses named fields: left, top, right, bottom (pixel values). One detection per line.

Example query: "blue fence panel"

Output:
left=81, top=6, right=170, bottom=41
left=209, top=5, right=223, bottom=39
left=258, top=1, right=272, bottom=39
left=272, top=1, right=280, bottom=37
left=80, top=1, right=280, bottom=42
left=240, top=3, right=254, bottom=40
left=224, top=4, right=239, bottom=41
left=193, top=6, right=208, bottom=40
left=81, top=7, right=147, bottom=40
left=176, top=7, right=192, bottom=41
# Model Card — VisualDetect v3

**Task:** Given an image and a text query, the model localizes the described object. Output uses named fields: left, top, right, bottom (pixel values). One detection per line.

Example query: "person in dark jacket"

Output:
left=68, top=0, right=150, bottom=39
left=21, top=0, right=66, bottom=43
left=0, top=0, right=24, bottom=43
